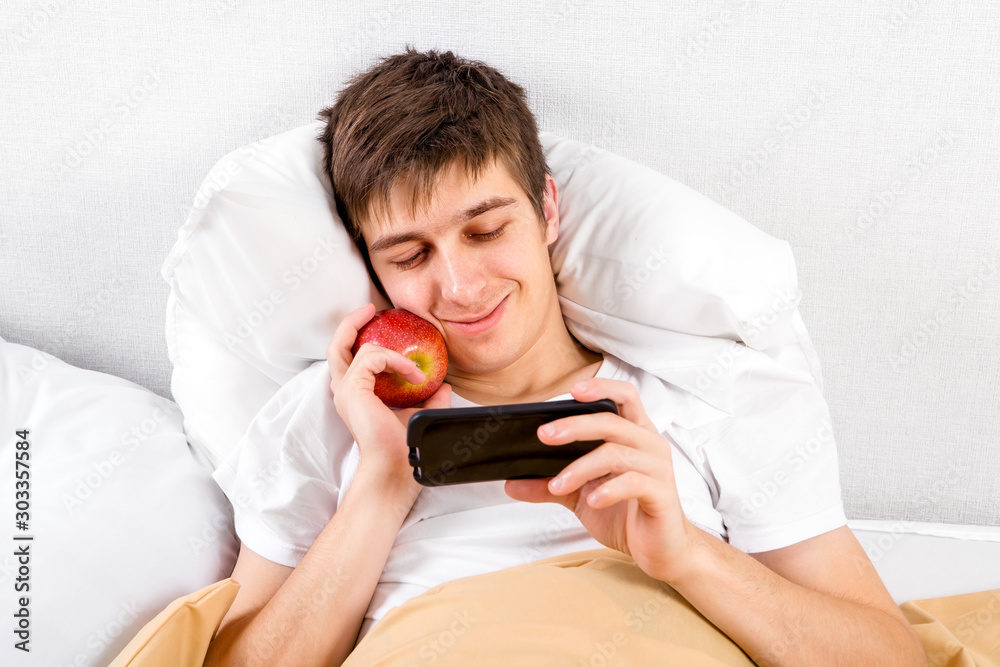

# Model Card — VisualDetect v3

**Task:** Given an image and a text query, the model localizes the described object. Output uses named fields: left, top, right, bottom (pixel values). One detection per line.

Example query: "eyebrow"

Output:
left=368, top=195, right=519, bottom=255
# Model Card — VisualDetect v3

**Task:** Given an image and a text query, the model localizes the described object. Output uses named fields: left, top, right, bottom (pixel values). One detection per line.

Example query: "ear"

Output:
left=542, top=173, right=560, bottom=246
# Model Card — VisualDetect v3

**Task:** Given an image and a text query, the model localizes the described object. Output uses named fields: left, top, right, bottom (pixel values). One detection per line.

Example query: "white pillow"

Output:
left=0, top=335, right=238, bottom=666
left=163, top=122, right=826, bottom=468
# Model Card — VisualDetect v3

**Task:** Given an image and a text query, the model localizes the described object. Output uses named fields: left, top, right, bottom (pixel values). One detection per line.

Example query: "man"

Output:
left=205, top=47, right=925, bottom=665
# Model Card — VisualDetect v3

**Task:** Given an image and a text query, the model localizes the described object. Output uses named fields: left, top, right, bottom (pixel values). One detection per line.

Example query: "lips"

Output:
left=442, top=295, right=505, bottom=322
left=451, top=304, right=499, bottom=323
left=443, top=296, right=507, bottom=335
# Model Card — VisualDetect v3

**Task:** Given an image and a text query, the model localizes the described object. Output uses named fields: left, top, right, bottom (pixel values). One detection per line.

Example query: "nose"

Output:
left=435, top=242, right=487, bottom=306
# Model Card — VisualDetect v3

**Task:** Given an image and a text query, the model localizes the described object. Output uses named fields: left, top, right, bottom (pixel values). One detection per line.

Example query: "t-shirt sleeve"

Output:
left=212, top=360, right=359, bottom=567
left=693, top=348, right=848, bottom=553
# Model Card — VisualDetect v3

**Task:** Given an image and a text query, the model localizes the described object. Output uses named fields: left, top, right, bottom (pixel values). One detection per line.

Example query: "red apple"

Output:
left=351, top=308, right=449, bottom=409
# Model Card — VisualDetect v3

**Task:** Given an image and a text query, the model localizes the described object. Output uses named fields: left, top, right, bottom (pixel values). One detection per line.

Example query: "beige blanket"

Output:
left=343, top=548, right=1000, bottom=667
left=109, top=548, right=1000, bottom=666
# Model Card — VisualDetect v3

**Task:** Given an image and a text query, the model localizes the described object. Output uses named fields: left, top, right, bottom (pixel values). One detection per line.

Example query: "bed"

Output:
left=1, top=3, right=998, bottom=666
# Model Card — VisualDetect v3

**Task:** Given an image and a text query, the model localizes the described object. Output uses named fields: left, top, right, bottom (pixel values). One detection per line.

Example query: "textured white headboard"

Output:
left=2, top=2, right=997, bottom=526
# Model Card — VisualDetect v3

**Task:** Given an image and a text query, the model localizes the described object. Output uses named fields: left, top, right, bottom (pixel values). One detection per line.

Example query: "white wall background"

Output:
left=1, top=0, right=998, bottom=524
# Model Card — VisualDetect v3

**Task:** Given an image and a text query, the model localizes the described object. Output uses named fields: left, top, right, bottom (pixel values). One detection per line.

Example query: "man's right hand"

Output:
left=327, top=302, right=452, bottom=505
left=208, top=301, right=452, bottom=667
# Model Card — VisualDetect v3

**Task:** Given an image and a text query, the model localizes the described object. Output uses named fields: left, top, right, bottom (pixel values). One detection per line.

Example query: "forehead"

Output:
left=364, top=157, right=524, bottom=236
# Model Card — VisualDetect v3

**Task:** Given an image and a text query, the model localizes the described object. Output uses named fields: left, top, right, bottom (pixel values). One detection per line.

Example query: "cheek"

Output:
left=511, top=243, right=553, bottom=285
left=381, top=273, right=425, bottom=311
left=487, top=238, right=534, bottom=276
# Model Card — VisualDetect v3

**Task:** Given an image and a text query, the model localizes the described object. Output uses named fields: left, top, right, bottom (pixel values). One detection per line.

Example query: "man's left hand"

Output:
left=504, top=377, right=698, bottom=584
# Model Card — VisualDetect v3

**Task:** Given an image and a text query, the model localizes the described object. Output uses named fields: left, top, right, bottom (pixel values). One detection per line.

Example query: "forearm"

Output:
left=664, top=526, right=925, bottom=667
left=205, top=470, right=415, bottom=667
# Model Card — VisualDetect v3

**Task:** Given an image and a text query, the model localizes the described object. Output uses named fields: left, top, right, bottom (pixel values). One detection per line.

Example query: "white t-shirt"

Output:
left=212, top=353, right=846, bottom=641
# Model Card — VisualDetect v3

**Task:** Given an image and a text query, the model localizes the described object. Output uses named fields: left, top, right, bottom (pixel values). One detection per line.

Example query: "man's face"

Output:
left=361, top=158, right=560, bottom=376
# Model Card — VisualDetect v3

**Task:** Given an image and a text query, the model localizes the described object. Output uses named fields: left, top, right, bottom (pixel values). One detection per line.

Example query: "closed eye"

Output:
left=392, top=249, right=426, bottom=270
left=391, top=224, right=508, bottom=270
left=473, top=224, right=506, bottom=241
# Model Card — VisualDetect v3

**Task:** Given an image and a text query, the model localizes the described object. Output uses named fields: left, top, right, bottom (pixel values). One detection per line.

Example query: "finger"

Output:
left=547, top=443, right=668, bottom=496
left=348, top=343, right=427, bottom=389
left=569, top=378, right=655, bottom=431
left=504, top=478, right=575, bottom=510
left=538, top=411, right=660, bottom=453
left=421, top=381, right=453, bottom=409
left=328, top=303, right=376, bottom=387
left=583, top=471, right=676, bottom=515
left=395, top=382, right=453, bottom=425
left=336, top=345, right=426, bottom=410
left=330, top=302, right=377, bottom=360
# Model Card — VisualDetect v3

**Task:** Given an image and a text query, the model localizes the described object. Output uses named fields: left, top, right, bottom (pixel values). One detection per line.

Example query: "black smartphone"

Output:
left=406, top=398, right=618, bottom=486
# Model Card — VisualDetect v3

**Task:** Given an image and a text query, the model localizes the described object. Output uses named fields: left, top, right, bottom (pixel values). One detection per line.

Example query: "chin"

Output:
left=447, top=344, right=513, bottom=375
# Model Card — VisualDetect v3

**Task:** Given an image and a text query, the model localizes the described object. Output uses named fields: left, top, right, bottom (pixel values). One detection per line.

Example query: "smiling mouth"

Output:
left=442, top=296, right=508, bottom=334
left=445, top=297, right=505, bottom=323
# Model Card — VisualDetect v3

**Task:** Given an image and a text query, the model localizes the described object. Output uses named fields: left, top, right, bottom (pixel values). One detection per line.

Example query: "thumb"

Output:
left=423, top=382, right=453, bottom=409
left=395, top=383, right=453, bottom=428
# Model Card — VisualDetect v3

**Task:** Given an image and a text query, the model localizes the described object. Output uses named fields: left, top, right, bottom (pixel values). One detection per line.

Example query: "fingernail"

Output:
left=550, top=472, right=567, bottom=492
left=572, top=381, right=588, bottom=394
left=541, top=423, right=556, bottom=437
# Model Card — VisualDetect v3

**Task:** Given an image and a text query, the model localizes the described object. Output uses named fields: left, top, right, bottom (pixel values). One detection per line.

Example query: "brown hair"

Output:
left=316, top=46, right=550, bottom=303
